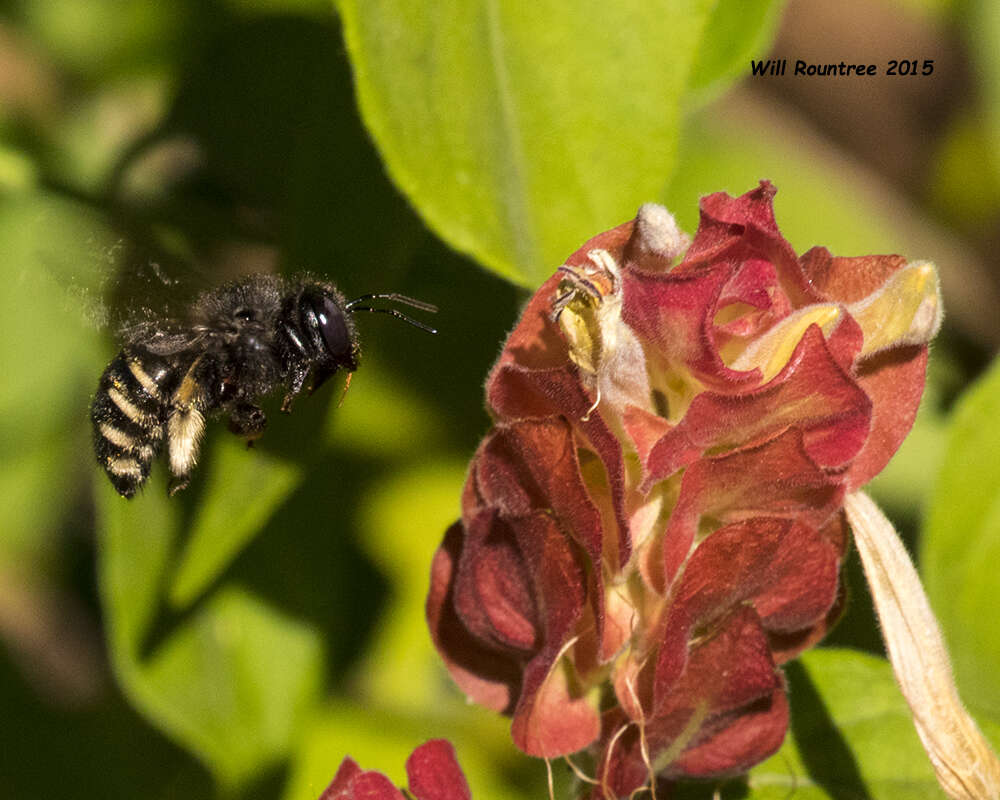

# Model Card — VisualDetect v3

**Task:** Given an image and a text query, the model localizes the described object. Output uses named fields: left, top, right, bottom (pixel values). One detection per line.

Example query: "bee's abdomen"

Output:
left=91, top=350, right=170, bottom=498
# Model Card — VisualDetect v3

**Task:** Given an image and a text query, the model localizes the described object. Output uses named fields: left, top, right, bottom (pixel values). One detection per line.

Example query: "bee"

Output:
left=91, top=272, right=437, bottom=498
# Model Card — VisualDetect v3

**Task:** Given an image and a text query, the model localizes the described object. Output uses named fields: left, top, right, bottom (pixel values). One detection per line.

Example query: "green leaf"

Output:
left=98, top=479, right=324, bottom=789
left=98, top=478, right=181, bottom=680
left=923, top=353, right=1000, bottom=721
left=746, top=649, right=942, bottom=799
left=283, top=702, right=532, bottom=800
left=169, top=437, right=302, bottom=609
left=686, top=0, right=786, bottom=104
left=336, top=0, right=720, bottom=287
left=139, top=586, right=323, bottom=785
left=0, top=191, right=108, bottom=562
left=17, top=0, right=181, bottom=79
left=325, top=358, right=443, bottom=457
left=354, top=460, right=472, bottom=712
left=968, top=0, right=1000, bottom=185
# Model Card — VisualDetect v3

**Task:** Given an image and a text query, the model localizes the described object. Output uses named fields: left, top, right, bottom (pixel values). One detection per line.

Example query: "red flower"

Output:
left=427, top=181, right=940, bottom=796
left=319, top=740, right=471, bottom=800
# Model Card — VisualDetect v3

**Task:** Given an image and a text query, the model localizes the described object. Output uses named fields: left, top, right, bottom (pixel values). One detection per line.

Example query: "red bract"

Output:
left=427, top=181, right=939, bottom=796
left=319, top=740, right=471, bottom=800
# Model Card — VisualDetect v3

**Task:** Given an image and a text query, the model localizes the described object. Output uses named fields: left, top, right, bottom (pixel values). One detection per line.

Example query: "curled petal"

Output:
left=631, top=324, right=872, bottom=486
left=623, top=262, right=760, bottom=397
left=649, top=517, right=840, bottom=713
left=471, top=421, right=605, bottom=569
left=684, top=181, right=815, bottom=307
left=601, top=606, right=785, bottom=796
left=661, top=428, right=843, bottom=588
left=487, top=366, right=631, bottom=568
left=511, top=639, right=602, bottom=757
left=427, top=523, right=522, bottom=713
left=848, top=345, right=928, bottom=489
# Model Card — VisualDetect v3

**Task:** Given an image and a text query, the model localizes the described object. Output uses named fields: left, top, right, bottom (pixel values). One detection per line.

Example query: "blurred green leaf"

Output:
left=0, top=191, right=108, bottom=561
left=969, top=0, right=1000, bottom=186
left=927, top=110, right=1000, bottom=233
left=0, top=146, right=39, bottom=192
left=336, top=0, right=768, bottom=287
left=279, top=459, right=549, bottom=800
left=140, top=586, right=322, bottom=785
left=665, top=108, right=910, bottom=257
left=98, top=478, right=324, bottom=789
left=686, top=0, right=785, bottom=104
left=284, top=704, right=427, bottom=796
left=50, top=78, right=168, bottom=192
left=169, top=437, right=302, bottom=609
left=283, top=701, right=531, bottom=800
left=325, top=358, right=443, bottom=458
left=98, top=478, right=180, bottom=685
left=745, top=649, right=945, bottom=799
left=355, top=460, right=469, bottom=712
left=16, top=0, right=182, bottom=78
left=223, top=0, right=329, bottom=14
left=923, top=353, right=1000, bottom=721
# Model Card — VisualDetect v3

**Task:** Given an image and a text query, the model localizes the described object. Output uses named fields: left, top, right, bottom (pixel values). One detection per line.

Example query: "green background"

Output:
left=1, top=0, right=998, bottom=797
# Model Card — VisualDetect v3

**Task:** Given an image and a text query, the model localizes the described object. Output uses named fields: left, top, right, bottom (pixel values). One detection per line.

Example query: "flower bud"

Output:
left=428, top=181, right=941, bottom=795
left=319, top=740, right=471, bottom=800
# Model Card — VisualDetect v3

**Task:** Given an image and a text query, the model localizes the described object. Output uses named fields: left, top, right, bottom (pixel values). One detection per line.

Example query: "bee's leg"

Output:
left=280, top=364, right=310, bottom=413
left=307, top=363, right=340, bottom=395
left=228, top=402, right=267, bottom=446
left=166, top=358, right=209, bottom=496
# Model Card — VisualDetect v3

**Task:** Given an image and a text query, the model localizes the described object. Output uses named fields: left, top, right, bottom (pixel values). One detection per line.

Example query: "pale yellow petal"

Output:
left=848, top=260, right=943, bottom=357
left=728, top=303, right=842, bottom=381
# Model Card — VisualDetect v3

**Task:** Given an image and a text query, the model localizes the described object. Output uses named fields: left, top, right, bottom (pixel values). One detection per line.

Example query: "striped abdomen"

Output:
left=91, top=350, right=173, bottom=498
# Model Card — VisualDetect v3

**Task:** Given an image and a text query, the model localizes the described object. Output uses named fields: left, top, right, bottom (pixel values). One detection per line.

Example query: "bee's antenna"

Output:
left=347, top=306, right=438, bottom=334
left=346, top=293, right=438, bottom=334
left=346, top=293, right=438, bottom=314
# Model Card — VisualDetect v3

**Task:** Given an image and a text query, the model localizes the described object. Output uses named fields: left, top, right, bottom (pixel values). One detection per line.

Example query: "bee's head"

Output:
left=303, top=288, right=359, bottom=372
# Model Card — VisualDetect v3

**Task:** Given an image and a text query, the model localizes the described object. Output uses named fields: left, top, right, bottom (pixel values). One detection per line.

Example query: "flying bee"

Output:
left=91, top=272, right=437, bottom=498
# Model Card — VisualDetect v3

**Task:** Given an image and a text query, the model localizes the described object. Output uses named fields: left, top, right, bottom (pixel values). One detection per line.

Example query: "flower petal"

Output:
left=661, top=428, right=843, bottom=588
left=426, top=523, right=523, bottom=713
left=405, top=740, right=472, bottom=800
left=633, top=324, right=872, bottom=486
left=599, top=606, right=784, bottom=795
left=318, top=757, right=407, bottom=800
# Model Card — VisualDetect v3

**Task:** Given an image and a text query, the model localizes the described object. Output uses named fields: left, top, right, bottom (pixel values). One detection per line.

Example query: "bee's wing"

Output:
left=137, top=328, right=206, bottom=356
left=107, top=258, right=209, bottom=336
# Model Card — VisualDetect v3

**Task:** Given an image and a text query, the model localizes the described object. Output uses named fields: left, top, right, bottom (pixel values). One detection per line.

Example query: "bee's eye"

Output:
left=316, top=296, right=351, bottom=359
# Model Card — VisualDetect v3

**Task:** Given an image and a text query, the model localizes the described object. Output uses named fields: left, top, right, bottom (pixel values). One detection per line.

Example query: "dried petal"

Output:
left=845, top=491, right=1000, bottom=800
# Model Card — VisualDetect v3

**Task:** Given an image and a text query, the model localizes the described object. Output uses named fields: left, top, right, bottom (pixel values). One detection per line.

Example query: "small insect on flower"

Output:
left=91, top=272, right=437, bottom=498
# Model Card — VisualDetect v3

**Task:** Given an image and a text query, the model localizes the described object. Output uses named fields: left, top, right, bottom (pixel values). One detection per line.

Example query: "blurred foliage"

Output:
left=1, top=0, right=999, bottom=798
left=334, top=0, right=783, bottom=286
left=924, top=355, right=1000, bottom=722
